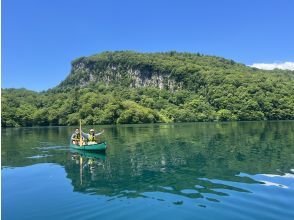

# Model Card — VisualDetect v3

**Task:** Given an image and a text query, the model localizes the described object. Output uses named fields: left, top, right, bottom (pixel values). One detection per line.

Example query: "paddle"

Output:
left=79, top=119, right=83, bottom=146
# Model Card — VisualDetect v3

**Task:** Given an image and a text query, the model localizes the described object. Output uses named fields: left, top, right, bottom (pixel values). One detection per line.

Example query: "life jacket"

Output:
left=88, top=134, right=96, bottom=142
left=73, top=133, right=81, bottom=140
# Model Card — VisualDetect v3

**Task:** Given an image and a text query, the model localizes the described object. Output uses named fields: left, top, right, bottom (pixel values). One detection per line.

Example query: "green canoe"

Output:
left=70, top=142, right=107, bottom=151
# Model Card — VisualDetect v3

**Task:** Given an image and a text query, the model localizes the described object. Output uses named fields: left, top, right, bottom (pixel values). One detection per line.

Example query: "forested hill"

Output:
left=2, top=51, right=294, bottom=127
left=57, top=51, right=293, bottom=91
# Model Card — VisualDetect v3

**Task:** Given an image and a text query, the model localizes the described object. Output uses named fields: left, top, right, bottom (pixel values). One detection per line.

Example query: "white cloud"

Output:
left=250, top=61, right=294, bottom=71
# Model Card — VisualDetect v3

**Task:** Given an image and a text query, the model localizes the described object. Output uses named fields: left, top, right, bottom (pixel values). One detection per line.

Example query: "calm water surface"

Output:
left=2, top=122, right=294, bottom=220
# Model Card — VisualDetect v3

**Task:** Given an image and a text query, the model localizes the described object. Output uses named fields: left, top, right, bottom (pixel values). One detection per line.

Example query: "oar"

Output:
left=79, top=119, right=83, bottom=147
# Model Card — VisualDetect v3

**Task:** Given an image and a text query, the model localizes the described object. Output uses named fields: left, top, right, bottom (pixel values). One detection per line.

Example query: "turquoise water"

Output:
left=2, top=122, right=294, bottom=220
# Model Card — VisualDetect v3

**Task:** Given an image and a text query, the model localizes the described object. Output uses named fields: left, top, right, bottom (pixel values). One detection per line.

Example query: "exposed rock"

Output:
left=65, top=60, right=179, bottom=90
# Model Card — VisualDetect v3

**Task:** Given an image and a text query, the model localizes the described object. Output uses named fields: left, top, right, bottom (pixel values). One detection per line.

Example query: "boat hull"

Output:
left=70, top=142, right=107, bottom=151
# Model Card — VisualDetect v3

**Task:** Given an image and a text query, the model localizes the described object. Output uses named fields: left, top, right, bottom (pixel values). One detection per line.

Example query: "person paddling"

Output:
left=82, top=129, right=104, bottom=144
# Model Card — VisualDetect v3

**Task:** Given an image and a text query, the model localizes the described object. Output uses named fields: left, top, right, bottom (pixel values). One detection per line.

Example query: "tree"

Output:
left=216, top=109, right=237, bottom=121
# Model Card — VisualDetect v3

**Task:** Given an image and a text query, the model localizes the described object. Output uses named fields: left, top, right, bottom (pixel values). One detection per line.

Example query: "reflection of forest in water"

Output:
left=2, top=121, right=294, bottom=201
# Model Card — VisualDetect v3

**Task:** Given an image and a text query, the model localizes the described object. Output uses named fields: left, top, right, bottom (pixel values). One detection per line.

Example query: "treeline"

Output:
left=2, top=51, right=294, bottom=127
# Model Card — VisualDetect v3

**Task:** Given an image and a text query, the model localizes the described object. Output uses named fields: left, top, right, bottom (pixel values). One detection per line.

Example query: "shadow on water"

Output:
left=2, top=121, right=294, bottom=205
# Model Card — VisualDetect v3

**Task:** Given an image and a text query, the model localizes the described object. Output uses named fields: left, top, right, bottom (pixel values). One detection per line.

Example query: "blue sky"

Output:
left=2, top=0, right=294, bottom=91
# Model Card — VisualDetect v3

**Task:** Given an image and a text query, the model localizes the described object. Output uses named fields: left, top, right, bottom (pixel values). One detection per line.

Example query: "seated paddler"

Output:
left=71, top=128, right=84, bottom=145
left=82, top=128, right=104, bottom=144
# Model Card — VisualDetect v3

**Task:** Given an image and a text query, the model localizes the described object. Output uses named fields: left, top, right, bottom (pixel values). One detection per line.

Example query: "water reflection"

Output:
left=2, top=121, right=294, bottom=206
left=65, top=148, right=257, bottom=203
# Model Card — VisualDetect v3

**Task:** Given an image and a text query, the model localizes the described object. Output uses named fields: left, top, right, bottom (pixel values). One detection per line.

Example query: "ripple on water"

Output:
left=2, top=122, right=294, bottom=220
left=27, top=155, right=52, bottom=159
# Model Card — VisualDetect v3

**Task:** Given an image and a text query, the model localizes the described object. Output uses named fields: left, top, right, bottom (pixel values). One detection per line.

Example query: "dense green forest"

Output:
left=2, top=51, right=294, bottom=127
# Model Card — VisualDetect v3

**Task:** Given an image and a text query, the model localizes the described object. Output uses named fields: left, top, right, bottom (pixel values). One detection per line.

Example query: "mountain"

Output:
left=58, top=51, right=290, bottom=91
left=58, top=51, right=245, bottom=90
left=2, top=51, right=294, bottom=127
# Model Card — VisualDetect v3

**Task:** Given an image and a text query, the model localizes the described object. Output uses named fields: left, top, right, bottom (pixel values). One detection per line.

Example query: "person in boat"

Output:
left=71, top=128, right=84, bottom=145
left=82, top=128, right=104, bottom=144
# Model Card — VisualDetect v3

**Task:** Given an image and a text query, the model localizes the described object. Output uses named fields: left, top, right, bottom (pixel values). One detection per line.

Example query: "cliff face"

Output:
left=59, top=54, right=180, bottom=91
left=3, top=51, right=294, bottom=127
left=57, top=51, right=294, bottom=93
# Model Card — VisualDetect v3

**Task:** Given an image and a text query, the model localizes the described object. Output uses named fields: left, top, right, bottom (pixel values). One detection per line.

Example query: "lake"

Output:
left=2, top=121, right=294, bottom=220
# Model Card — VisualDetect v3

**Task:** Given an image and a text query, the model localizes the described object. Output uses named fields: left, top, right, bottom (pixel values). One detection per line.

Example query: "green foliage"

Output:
left=2, top=51, right=294, bottom=127
left=216, top=109, right=237, bottom=121
left=117, top=101, right=160, bottom=124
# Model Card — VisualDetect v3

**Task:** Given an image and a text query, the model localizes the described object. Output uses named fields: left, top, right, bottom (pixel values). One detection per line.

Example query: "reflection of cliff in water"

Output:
left=2, top=122, right=294, bottom=201
left=65, top=151, right=255, bottom=202
left=63, top=121, right=294, bottom=201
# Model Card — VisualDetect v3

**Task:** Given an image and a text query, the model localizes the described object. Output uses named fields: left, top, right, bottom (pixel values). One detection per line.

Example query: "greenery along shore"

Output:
left=2, top=51, right=294, bottom=127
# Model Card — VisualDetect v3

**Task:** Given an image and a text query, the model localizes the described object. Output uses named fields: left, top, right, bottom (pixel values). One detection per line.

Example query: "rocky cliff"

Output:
left=3, top=51, right=294, bottom=127
left=57, top=51, right=254, bottom=91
